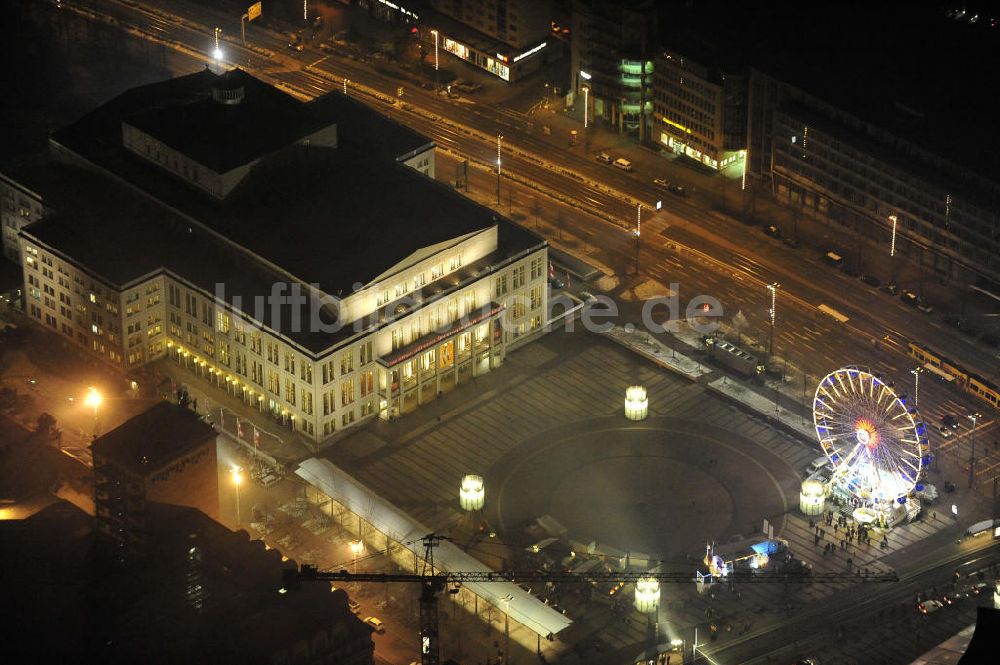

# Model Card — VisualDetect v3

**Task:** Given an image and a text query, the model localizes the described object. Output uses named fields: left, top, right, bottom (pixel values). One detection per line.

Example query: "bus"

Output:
left=817, top=304, right=849, bottom=323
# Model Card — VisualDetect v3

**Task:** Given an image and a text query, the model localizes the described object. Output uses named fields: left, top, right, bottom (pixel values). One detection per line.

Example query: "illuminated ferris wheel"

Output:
left=812, top=366, right=929, bottom=504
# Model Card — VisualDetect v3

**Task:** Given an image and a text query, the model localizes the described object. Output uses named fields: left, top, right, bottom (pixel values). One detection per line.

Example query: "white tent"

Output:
left=295, top=457, right=573, bottom=637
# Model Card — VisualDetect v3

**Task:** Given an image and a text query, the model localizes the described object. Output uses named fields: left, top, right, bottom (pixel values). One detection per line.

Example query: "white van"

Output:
left=806, top=456, right=830, bottom=475
left=613, top=157, right=633, bottom=172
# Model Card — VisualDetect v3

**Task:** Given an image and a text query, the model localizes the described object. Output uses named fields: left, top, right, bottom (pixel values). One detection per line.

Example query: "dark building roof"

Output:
left=121, top=69, right=331, bottom=173
left=91, top=402, right=216, bottom=476
left=24, top=69, right=546, bottom=353
left=0, top=500, right=373, bottom=665
left=657, top=0, right=1000, bottom=186
left=959, top=606, right=1000, bottom=664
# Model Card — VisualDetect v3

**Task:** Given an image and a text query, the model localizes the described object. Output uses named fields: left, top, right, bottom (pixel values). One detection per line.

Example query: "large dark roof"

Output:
left=91, top=402, right=216, bottom=475
left=658, top=0, right=1000, bottom=185
left=49, top=69, right=539, bottom=292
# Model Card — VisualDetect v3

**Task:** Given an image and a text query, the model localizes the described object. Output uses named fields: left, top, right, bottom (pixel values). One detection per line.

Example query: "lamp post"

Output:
left=84, top=386, right=102, bottom=438
left=343, top=77, right=349, bottom=95
left=767, top=282, right=779, bottom=358
left=232, top=467, right=243, bottom=525
left=911, top=366, right=922, bottom=407
left=888, top=214, right=898, bottom=285
left=634, top=203, right=642, bottom=275
left=350, top=539, right=364, bottom=574
left=213, top=27, right=223, bottom=62
left=969, top=412, right=981, bottom=489
left=430, top=29, right=439, bottom=88
left=501, top=593, right=513, bottom=665
left=496, top=133, right=503, bottom=205
left=583, top=85, right=589, bottom=129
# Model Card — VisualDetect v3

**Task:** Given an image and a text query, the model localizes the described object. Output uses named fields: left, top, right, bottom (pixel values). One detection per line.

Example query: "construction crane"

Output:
left=282, top=535, right=898, bottom=665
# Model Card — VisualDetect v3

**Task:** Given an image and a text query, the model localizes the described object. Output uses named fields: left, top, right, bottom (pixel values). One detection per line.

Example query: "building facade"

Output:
left=652, top=49, right=747, bottom=171
left=13, top=70, right=549, bottom=447
left=93, top=402, right=219, bottom=563
left=421, top=0, right=556, bottom=83
left=570, top=0, right=656, bottom=136
left=0, top=171, right=44, bottom=262
left=748, top=69, right=1000, bottom=284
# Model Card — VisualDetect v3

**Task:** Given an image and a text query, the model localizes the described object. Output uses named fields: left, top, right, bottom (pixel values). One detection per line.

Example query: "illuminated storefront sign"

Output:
left=513, top=41, right=547, bottom=62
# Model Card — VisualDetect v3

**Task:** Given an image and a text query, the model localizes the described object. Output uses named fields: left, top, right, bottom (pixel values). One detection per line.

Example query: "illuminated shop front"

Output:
left=428, top=28, right=549, bottom=83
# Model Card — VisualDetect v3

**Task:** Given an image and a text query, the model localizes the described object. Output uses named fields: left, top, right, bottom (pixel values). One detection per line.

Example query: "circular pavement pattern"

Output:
left=490, top=416, right=794, bottom=560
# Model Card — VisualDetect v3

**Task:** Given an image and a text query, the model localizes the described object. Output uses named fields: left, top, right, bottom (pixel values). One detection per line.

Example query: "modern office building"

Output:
left=0, top=168, right=46, bottom=262
left=12, top=69, right=549, bottom=446
left=570, top=0, right=656, bottom=136
left=421, top=0, right=556, bottom=82
left=92, top=402, right=219, bottom=564
left=740, top=4, right=1000, bottom=285
left=0, top=500, right=376, bottom=665
left=652, top=48, right=747, bottom=171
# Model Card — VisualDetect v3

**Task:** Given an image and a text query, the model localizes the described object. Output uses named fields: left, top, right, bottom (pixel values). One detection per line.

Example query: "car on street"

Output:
left=900, top=290, right=919, bottom=307
left=348, top=599, right=361, bottom=614
left=288, top=42, right=304, bottom=52
left=881, top=283, right=899, bottom=296
left=765, top=224, right=780, bottom=238
left=613, top=157, right=634, bottom=172
left=823, top=251, right=844, bottom=268
left=364, top=616, right=385, bottom=633
left=843, top=264, right=862, bottom=278
left=653, top=178, right=671, bottom=190
left=860, top=274, right=881, bottom=288
left=782, top=237, right=801, bottom=248
left=596, top=152, right=612, bottom=163
left=968, top=582, right=991, bottom=596
left=917, top=299, right=934, bottom=313
left=668, top=183, right=686, bottom=196
left=918, top=599, right=944, bottom=614
left=941, top=414, right=959, bottom=429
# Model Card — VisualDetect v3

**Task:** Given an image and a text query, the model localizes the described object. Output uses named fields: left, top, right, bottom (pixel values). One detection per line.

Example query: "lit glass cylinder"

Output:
left=624, top=385, right=648, bottom=421
left=799, top=478, right=826, bottom=516
left=459, top=474, right=485, bottom=511
left=634, top=578, right=660, bottom=613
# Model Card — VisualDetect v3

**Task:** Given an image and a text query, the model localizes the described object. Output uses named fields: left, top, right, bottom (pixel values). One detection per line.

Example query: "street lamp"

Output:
left=232, top=467, right=243, bottom=525
left=766, top=282, right=779, bottom=357
left=213, top=27, right=224, bottom=62
left=350, top=539, right=364, bottom=574
left=582, top=85, right=589, bottom=129
left=496, top=133, right=503, bottom=205
left=911, top=366, right=922, bottom=406
left=84, top=386, right=102, bottom=437
left=888, top=213, right=898, bottom=285
left=343, top=77, right=349, bottom=95
left=634, top=203, right=642, bottom=275
left=969, top=412, right=982, bottom=488
left=430, top=29, right=439, bottom=88
left=501, top=593, right=514, bottom=665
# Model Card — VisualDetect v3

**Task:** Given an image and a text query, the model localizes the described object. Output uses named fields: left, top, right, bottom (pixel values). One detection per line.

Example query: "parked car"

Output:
left=364, top=616, right=385, bottom=633
left=653, top=178, right=671, bottom=190
left=860, top=274, right=881, bottom=288
left=765, top=224, right=780, bottom=238
left=596, top=152, right=612, bottom=163
left=919, top=599, right=944, bottom=614
left=917, top=299, right=934, bottom=313
left=900, top=290, right=919, bottom=307
left=843, top=264, right=862, bottom=278
left=881, top=283, right=899, bottom=296
left=348, top=599, right=361, bottom=614
left=613, top=157, right=633, bottom=172
left=823, top=251, right=844, bottom=268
